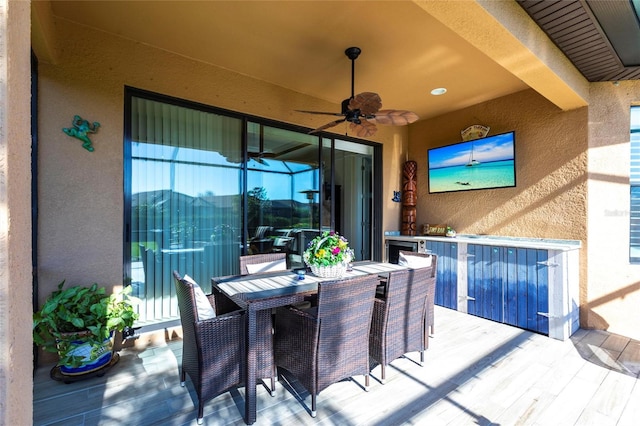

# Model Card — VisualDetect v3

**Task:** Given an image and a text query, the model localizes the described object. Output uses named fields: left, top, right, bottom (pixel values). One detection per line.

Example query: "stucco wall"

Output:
left=37, top=20, right=407, bottom=306
left=410, top=89, right=587, bottom=240
left=1, top=1, right=34, bottom=424
left=408, top=89, right=589, bottom=324
left=586, top=80, right=640, bottom=340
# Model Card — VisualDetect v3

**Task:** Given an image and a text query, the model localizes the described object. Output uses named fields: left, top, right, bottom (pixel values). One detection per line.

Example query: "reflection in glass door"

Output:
left=246, top=123, right=320, bottom=268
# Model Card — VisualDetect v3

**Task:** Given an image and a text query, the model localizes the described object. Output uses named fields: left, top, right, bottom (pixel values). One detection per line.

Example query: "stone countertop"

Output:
left=384, top=234, right=582, bottom=251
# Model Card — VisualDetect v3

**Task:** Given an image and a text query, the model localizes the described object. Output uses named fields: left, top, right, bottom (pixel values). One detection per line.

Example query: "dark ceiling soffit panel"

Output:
left=517, top=0, right=640, bottom=82
left=586, top=0, right=640, bottom=66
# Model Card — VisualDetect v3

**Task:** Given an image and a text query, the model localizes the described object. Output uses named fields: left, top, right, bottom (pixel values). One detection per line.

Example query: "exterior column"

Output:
left=0, top=1, right=34, bottom=424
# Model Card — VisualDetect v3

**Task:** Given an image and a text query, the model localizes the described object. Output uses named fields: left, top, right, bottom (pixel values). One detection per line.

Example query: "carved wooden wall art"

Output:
left=401, top=160, right=417, bottom=235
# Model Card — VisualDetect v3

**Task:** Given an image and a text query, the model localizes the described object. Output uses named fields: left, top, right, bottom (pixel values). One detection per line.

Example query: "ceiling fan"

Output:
left=297, top=47, right=419, bottom=138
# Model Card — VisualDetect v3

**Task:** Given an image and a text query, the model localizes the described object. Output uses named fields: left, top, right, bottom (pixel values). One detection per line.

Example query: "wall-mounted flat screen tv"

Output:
left=428, top=131, right=516, bottom=193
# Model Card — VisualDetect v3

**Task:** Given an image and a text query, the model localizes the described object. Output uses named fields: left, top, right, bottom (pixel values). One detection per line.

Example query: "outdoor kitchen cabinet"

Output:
left=466, top=244, right=549, bottom=335
left=385, top=234, right=581, bottom=340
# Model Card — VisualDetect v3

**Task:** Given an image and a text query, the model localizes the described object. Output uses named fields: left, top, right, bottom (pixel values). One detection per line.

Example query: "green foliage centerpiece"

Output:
left=303, top=231, right=354, bottom=278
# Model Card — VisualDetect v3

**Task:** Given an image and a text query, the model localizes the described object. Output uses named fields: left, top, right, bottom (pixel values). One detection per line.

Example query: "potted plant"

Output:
left=303, top=231, right=354, bottom=278
left=33, top=281, right=138, bottom=376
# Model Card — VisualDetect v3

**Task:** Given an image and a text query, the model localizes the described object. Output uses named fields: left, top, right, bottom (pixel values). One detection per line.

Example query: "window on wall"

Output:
left=124, top=88, right=381, bottom=326
left=631, top=106, right=640, bottom=263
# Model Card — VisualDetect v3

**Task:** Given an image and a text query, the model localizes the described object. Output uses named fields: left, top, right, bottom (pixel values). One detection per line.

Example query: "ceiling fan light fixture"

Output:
left=431, top=87, right=447, bottom=96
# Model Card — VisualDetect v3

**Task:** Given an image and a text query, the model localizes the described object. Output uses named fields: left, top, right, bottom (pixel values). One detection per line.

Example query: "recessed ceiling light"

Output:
left=431, top=87, right=447, bottom=96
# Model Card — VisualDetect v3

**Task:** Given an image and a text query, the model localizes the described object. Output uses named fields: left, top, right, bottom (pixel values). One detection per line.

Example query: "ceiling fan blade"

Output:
left=370, top=109, right=419, bottom=126
left=309, top=118, right=347, bottom=134
left=349, top=92, right=382, bottom=115
left=248, top=151, right=277, bottom=159
left=349, top=120, right=377, bottom=137
left=296, top=109, right=345, bottom=117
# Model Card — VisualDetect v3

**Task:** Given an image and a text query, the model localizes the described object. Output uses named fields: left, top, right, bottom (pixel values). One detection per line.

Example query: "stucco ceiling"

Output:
left=38, top=1, right=629, bottom=122
left=41, top=0, right=535, bottom=122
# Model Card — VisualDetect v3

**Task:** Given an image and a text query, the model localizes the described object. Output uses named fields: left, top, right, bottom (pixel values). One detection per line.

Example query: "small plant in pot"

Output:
left=33, top=281, right=138, bottom=376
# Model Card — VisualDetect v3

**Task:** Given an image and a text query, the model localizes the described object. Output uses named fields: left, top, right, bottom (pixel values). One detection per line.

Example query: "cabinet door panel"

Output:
left=504, top=247, right=519, bottom=327
left=468, top=244, right=503, bottom=322
left=426, top=241, right=457, bottom=309
left=468, top=244, right=549, bottom=335
left=489, top=245, right=503, bottom=322
left=514, top=248, right=529, bottom=329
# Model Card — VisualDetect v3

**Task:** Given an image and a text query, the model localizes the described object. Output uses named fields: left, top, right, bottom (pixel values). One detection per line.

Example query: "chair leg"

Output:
left=365, top=374, right=370, bottom=390
left=270, top=376, right=276, bottom=396
left=381, top=365, right=386, bottom=384
left=180, top=369, right=186, bottom=387
left=420, top=350, right=425, bottom=365
left=311, top=393, right=317, bottom=417
left=197, top=403, right=204, bottom=425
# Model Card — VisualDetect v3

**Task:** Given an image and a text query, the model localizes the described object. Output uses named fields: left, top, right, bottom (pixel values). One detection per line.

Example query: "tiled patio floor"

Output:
left=33, top=306, right=640, bottom=425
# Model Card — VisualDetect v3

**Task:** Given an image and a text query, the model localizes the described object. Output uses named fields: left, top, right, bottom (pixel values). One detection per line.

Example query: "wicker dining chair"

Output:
left=369, top=266, right=434, bottom=383
left=237, top=251, right=288, bottom=390
left=173, top=271, right=245, bottom=424
left=398, top=251, right=438, bottom=336
left=239, top=252, right=287, bottom=275
left=274, top=274, right=379, bottom=417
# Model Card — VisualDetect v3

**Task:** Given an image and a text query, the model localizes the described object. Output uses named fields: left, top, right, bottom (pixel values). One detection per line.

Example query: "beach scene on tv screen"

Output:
left=428, top=132, right=515, bottom=193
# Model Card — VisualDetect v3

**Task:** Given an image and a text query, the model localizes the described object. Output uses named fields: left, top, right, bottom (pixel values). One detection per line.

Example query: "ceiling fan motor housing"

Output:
left=345, top=46, right=361, bottom=60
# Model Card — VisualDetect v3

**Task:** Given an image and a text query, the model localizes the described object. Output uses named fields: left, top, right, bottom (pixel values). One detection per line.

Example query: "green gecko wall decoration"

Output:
left=62, top=115, right=100, bottom=152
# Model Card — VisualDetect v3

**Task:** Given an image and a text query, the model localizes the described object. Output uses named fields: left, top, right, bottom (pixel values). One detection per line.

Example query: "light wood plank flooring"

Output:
left=33, top=306, right=640, bottom=425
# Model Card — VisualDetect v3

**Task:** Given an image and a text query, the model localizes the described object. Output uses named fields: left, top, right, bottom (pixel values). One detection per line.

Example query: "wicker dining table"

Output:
left=211, top=261, right=407, bottom=425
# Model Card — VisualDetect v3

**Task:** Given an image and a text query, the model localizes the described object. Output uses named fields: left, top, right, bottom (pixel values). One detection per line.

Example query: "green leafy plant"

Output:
left=303, top=231, right=354, bottom=267
left=33, top=281, right=138, bottom=367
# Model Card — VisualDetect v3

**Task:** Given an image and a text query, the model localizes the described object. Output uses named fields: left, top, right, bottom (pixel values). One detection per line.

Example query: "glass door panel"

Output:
left=333, top=139, right=374, bottom=261
left=246, top=123, right=320, bottom=267
left=128, top=97, right=242, bottom=324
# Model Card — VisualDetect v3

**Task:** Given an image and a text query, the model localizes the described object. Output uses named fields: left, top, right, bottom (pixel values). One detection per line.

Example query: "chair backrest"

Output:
left=314, top=274, right=379, bottom=392
left=384, top=268, right=431, bottom=350
left=172, top=270, right=245, bottom=412
left=239, top=252, right=287, bottom=275
left=173, top=271, right=197, bottom=342
left=173, top=271, right=200, bottom=383
left=285, top=229, right=320, bottom=254
left=253, top=226, right=273, bottom=239
left=398, top=250, right=437, bottom=333
left=398, top=250, right=435, bottom=274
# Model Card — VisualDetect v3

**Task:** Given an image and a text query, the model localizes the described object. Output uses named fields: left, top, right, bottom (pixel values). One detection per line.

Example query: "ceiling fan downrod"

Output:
left=345, top=47, right=361, bottom=99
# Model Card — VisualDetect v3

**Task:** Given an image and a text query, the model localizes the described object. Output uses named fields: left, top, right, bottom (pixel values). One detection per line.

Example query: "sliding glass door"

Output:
left=127, top=96, right=243, bottom=323
left=125, top=88, right=380, bottom=326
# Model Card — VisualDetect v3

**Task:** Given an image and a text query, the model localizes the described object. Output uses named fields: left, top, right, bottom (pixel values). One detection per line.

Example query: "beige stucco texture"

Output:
left=2, top=1, right=34, bottom=424
left=587, top=81, right=640, bottom=339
